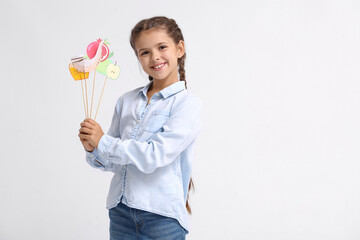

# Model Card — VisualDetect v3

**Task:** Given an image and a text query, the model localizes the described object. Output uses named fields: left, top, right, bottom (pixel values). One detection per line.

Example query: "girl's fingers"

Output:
left=80, top=121, right=94, bottom=129
left=79, top=127, right=92, bottom=134
left=78, top=133, right=90, bottom=140
left=85, top=118, right=97, bottom=126
left=79, top=137, right=90, bottom=144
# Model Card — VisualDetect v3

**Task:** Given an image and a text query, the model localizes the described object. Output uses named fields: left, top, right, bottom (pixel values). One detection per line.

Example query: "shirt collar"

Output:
left=138, top=81, right=186, bottom=99
left=138, top=81, right=152, bottom=98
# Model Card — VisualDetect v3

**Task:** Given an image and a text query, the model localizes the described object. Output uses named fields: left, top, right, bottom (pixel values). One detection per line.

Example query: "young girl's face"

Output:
left=135, top=28, right=184, bottom=86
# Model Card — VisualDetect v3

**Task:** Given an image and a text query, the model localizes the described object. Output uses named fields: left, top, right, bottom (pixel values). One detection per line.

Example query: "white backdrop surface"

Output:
left=0, top=0, right=359, bottom=239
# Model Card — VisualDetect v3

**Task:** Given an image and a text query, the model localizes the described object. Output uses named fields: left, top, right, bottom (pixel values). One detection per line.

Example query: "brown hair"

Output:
left=130, top=16, right=193, bottom=214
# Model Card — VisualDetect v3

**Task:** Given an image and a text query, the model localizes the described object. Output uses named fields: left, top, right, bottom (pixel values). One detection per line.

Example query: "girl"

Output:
left=78, top=16, right=202, bottom=240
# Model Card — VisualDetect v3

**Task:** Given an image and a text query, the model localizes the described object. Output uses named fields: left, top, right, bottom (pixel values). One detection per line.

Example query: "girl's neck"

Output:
left=150, top=77, right=178, bottom=93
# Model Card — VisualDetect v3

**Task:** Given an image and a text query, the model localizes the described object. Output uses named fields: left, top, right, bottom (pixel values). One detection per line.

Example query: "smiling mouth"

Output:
left=151, top=62, right=166, bottom=71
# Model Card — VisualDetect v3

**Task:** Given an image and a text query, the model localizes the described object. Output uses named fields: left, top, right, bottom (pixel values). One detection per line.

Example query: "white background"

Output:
left=1, top=0, right=359, bottom=239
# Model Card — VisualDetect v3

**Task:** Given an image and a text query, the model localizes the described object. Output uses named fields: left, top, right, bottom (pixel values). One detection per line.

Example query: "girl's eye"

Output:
left=159, top=45, right=167, bottom=50
left=141, top=51, right=149, bottom=56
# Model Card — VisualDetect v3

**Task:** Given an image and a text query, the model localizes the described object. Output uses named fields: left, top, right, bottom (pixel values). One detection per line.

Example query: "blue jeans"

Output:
left=109, top=202, right=188, bottom=240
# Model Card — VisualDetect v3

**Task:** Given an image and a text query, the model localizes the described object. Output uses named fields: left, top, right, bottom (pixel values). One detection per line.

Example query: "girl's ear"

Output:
left=177, top=40, right=185, bottom=58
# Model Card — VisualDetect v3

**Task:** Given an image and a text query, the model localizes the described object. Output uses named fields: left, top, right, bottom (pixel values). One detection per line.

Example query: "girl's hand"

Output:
left=79, top=137, right=95, bottom=152
left=78, top=118, right=104, bottom=148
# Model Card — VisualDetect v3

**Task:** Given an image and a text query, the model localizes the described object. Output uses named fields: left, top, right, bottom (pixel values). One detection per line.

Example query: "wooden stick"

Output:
left=90, top=70, right=96, bottom=119
left=81, top=79, right=86, bottom=118
left=94, top=76, right=108, bottom=121
left=84, top=78, right=89, bottom=118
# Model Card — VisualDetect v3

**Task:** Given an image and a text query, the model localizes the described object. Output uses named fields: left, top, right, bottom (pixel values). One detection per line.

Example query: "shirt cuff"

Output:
left=85, top=149, right=105, bottom=167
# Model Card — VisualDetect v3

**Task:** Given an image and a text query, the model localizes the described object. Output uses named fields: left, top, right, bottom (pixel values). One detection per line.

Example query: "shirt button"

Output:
left=137, top=120, right=140, bottom=123
left=123, top=166, right=126, bottom=169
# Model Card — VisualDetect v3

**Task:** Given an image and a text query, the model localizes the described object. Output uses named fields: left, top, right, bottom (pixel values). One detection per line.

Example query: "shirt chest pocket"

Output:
left=144, top=110, right=170, bottom=133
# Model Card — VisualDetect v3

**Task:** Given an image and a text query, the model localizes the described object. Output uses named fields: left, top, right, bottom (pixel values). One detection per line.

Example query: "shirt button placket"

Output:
left=122, top=102, right=146, bottom=202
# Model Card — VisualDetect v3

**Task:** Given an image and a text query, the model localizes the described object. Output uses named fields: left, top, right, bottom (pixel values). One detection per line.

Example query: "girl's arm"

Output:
left=93, top=96, right=202, bottom=174
left=81, top=98, right=122, bottom=172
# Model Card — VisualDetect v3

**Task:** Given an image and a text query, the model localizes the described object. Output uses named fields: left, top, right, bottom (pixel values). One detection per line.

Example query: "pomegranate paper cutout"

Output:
left=72, top=40, right=103, bottom=73
left=69, top=38, right=120, bottom=120
left=87, top=39, right=110, bottom=62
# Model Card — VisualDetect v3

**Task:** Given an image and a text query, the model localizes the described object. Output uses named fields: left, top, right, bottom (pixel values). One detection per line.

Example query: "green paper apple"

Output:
left=106, top=63, right=120, bottom=80
left=96, top=58, right=112, bottom=75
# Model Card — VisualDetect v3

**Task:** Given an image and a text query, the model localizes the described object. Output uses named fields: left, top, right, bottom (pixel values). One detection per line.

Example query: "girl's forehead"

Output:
left=135, top=28, right=174, bottom=49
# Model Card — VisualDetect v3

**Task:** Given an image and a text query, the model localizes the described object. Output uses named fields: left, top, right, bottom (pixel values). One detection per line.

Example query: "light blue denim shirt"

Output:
left=85, top=80, right=202, bottom=231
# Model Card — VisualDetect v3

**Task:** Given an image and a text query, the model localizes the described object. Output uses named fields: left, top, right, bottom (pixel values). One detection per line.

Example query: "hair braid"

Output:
left=178, top=53, right=187, bottom=89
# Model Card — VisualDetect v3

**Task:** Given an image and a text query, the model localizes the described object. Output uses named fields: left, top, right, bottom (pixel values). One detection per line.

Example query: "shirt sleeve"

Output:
left=96, top=96, right=202, bottom=174
left=85, top=149, right=115, bottom=172
left=84, top=97, right=122, bottom=172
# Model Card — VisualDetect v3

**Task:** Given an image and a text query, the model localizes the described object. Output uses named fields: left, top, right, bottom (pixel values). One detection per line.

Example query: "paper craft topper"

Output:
left=69, top=38, right=120, bottom=120
left=69, top=62, right=89, bottom=80
left=69, top=39, right=120, bottom=79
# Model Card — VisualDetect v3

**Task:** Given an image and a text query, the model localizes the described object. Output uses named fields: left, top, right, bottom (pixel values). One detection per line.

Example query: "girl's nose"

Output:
left=152, top=51, right=160, bottom=61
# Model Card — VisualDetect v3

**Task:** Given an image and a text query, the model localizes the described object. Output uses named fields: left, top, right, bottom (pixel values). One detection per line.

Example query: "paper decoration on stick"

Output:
left=87, top=39, right=109, bottom=62
left=68, top=38, right=120, bottom=120
left=106, top=63, right=120, bottom=80
left=69, top=61, right=89, bottom=80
